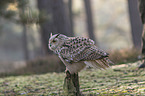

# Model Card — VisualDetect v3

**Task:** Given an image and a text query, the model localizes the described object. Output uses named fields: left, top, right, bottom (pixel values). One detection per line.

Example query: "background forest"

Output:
left=0, top=0, right=142, bottom=72
left=0, top=0, right=142, bottom=74
left=1, top=0, right=145, bottom=95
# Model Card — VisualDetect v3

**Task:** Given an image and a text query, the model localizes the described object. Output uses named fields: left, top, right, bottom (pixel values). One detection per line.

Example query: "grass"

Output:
left=0, top=61, right=145, bottom=95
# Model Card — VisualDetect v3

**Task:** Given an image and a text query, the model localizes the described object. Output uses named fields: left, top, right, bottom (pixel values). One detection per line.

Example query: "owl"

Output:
left=48, top=33, right=113, bottom=74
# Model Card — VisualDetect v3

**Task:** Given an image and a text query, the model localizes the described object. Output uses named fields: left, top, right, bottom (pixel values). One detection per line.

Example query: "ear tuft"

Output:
left=50, top=33, right=53, bottom=37
left=55, top=34, right=60, bottom=38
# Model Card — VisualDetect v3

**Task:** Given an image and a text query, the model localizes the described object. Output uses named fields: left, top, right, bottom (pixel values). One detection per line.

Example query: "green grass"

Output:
left=0, top=61, right=145, bottom=95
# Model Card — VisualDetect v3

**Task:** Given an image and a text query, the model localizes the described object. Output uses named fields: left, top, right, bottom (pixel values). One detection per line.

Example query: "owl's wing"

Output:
left=59, top=37, right=113, bottom=69
left=59, top=37, right=108, bottom=62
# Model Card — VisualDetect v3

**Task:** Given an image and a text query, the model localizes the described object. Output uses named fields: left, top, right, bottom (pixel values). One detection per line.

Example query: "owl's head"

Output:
left=48, top=33, right=68, bottom=51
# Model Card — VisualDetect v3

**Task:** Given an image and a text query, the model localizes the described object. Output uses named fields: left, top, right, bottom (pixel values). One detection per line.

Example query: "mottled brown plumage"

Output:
left=49, top=34, right=113, bottom=74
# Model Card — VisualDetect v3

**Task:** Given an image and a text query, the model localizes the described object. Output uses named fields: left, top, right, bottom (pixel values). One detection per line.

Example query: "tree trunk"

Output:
left=37, top=0, right=53, bottom=55
left=37, top=0, right=74, bottom=55
left=63, top=71, right=81, bottom=96
left=22, top=24, right=29, bottom=60
left=84, top=0, right=97, bottom=44
left=128, top=0, right=143, bottom=50
left=138, top=0, right=145, bottom=68
left=19, top=6, right=29, bottom=61
left=68, top=0, right=74, bottom=36
left=51, top=0, right=72, bottom=37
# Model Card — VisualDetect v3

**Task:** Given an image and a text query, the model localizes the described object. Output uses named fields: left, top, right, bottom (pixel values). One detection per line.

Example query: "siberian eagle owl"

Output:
left=48, top=33, right=113, bottom=74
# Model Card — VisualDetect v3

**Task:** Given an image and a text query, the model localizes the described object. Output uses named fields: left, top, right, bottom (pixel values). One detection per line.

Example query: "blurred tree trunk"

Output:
left=37, top=0, right=73, bottom=55
left=22, top=24, right=29, bottom=60
left=68, top=0, right=74, bottom=36
left=138, top=0, right=145, bottom=68
left=19, top=4, right=29, bottom=61
left=128, top=0, right=143, bottom=50
left=139, top=0, right=145, bottom=54
left=84, top=0, right=97, bottom=44
left=37, top=0, right=53, bottom=55
left=51, top=0, right=72, bottom=36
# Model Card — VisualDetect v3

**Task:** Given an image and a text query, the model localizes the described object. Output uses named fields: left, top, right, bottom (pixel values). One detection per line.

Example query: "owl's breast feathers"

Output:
left=58, top=37, right=109, bottom=64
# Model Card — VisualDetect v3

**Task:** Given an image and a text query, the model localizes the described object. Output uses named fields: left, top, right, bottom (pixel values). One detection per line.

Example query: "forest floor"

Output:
left=1, top=61, right=145, bottom=96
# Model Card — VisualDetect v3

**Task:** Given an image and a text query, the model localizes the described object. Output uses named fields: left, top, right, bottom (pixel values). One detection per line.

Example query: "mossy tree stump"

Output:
left=63, top=71, right=81, bottom=96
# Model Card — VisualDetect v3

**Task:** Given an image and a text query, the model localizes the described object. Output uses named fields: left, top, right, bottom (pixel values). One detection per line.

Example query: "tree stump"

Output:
left=63, top=71, right=81, bottom=96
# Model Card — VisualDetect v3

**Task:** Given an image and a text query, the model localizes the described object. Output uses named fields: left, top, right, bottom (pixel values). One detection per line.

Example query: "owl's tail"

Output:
left=84, top=57, right=113, bottom=70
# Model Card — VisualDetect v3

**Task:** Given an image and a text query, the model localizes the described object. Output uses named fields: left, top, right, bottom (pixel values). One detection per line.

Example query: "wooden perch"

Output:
left=63, top=71, right=81, bottom=96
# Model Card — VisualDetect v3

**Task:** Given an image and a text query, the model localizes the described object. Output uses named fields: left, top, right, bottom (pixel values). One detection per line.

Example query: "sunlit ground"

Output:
left=0, top=61, right=145, bottom=95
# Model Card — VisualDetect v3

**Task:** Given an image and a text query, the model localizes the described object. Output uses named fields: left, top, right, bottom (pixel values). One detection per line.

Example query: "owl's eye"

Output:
left=52, top=40, right=56, bottom=43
